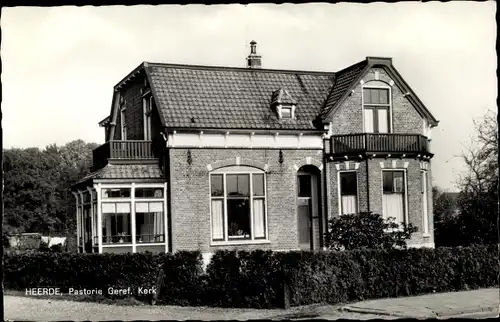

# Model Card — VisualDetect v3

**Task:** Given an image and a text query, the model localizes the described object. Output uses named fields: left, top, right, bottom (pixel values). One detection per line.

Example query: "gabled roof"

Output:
left=320, top=57, right=439, bottom=127
left=271, top=88, right=298, bottom=106
left=108, top=56, right=439, bottom=132
left=321, top=60, right=369, bottom=118
left=144, top=63, right=334, bottom=131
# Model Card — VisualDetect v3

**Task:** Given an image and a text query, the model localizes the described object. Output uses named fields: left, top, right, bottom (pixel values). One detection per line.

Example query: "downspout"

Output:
left=365, top=158, right=370, bottom=212
left=322, top=153, right=330, bottom=250
left=162, top=129, right=173, bottom=253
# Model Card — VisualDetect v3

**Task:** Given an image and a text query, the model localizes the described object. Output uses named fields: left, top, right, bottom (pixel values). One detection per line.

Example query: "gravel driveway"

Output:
left=5, top=295, right=384, bottom=321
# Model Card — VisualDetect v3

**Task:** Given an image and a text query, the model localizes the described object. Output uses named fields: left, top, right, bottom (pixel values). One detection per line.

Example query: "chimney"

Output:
left=246, top=40, right=262, bottom=69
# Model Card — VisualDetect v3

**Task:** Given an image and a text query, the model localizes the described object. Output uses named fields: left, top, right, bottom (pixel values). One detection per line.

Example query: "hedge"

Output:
left=4, top=245, right=498, bottom=308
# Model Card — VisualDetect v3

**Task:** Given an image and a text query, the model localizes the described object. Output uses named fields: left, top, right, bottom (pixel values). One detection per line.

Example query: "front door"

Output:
left=297, top=172, right=318, bottom=250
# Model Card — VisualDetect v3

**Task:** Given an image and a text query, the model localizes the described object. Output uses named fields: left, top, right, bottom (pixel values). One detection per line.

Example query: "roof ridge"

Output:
left=145, top=61, right=337, bottom=76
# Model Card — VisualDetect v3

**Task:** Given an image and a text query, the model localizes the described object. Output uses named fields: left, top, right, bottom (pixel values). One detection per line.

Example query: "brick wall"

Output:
left=331, top=68, right=424, bottom=135
left=167, top=148, right=325, bottom=253
left=327, top=158, right=434, bottom=246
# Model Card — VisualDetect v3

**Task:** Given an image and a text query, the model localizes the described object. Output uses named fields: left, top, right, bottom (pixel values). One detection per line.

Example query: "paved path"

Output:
left=5, top=288, right=499, bottom=321
left=340, top=288, right=499, bottom=319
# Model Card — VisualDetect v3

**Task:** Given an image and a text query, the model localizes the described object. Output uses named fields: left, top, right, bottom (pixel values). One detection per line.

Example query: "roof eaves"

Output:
left=144, top=62, right=168, bottom=128
left=321, top=59, right=371, bottom=121
left=114, top=62, right=146, bottom=91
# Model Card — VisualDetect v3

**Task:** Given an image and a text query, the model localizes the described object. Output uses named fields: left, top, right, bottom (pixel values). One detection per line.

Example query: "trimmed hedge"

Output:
left=4, top=245, right=498, bottom=308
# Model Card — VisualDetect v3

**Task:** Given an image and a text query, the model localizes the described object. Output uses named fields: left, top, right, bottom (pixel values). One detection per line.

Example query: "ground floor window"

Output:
left=382, top=170, right=406, bottom=224
left=210, top=169, right=267, bottom=242
left=102, top=202, right=131, bottom=243
left=339, top=171, right=358, bottom=215
left=135, top=202, right=164, bottom=243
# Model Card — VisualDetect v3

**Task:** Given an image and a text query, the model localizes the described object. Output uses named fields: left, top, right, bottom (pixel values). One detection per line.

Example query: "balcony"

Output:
left=326, top=133, right=432, bottom=160
left=92, top=140, right=155, bottom=170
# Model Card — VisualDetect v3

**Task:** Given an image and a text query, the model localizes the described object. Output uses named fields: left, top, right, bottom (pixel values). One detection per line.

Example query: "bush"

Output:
left=325, top=212, right=417, bottom=250
left=4, top=246, right=498, bottom=308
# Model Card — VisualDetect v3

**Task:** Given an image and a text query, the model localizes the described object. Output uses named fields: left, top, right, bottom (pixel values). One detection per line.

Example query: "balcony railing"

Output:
left=92, top=140, right=155, bottom=170
left=328, top=133, right=430, bottom=156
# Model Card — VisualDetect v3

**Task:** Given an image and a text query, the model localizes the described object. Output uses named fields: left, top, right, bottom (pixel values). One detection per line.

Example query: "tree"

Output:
left=433, top=187, right=461, bottom=246
left=2, top=140, right=98, bottom=236
left=452, top=110, right=498, bottom=246
left=324, top=212, right=417, bottom=251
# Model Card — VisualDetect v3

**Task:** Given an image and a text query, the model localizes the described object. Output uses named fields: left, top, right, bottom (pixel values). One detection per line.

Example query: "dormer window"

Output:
left=271, top=88, right=297, bottom=120
left=281, top=107, right=292, bottom=119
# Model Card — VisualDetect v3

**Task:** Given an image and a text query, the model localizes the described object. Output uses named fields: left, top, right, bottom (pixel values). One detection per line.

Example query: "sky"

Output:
left=1, top=2, right=497, bottom=192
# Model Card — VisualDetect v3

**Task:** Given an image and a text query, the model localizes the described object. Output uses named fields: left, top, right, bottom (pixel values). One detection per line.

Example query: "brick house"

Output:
left=71, top=41, right=438, bottom=256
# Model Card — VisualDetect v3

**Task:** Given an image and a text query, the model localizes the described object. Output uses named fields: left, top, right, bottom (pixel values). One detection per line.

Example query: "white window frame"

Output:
left=381, top=169, right=409, bottom=227
left=96, top=183, right=167, bottom=252
left=362, top=84, right=392, bottom=134
left=209, top=166, right=269, bottom=246
left=143, top=95, right=153, bottom=140
left=421, top=170, right=430, bottom=237
left=337, top=170, right=359, bottom=216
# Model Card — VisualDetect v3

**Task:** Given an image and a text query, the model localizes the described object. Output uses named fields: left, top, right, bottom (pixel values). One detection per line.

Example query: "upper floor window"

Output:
left=210, top=167, right=267, bottom=242
left=363, top=87, right=391, bottom=133
left=143, top=96, right=153, bottom=140
left=120, top=108, right=127, bottom=140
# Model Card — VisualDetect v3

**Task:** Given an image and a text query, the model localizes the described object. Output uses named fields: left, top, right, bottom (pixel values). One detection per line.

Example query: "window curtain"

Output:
left=211, top=200, right=224, bottom=240
left=253, top=199, right=265, bottom=238
left=341, top=195, right=357, bottom=215
left=150, top=202, right=163, bottom=236
left=382, top=193, right=404, bottom=224
left=378, top=109, right=389, bottom=133
left=364, top=109, right=374, bottom=133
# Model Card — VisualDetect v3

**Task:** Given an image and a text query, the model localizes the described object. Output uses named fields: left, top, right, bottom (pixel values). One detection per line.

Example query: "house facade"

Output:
left=71, top=41, right=438, bottom=256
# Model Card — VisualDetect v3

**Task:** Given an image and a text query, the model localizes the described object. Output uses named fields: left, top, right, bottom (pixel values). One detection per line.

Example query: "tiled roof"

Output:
left=75, top=164, right=163, bottom=186
left=146, top=65, right=334, bottom=130
left=321, top=60, right=368, bottom=118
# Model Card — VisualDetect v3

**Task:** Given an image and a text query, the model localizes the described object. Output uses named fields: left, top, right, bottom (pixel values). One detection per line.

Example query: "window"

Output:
left=120, top=108, right=127, bottom=140
left=363, top=87, right=390, bottom=133
left=210, top=170, right=267, bottom=242
left=143, top=96, right=153, bottom=140
left=102, top=188, right=131, bottom=198
left=281, top=107, right=292, bottom=119
left=135, top=202, right=164, bottom=243
left=339, top=172, right=358, bottom=215
left=135, top=188, right=163, bottom=198
left=382, top=171, right=406, bottom=225
left=102, top=202, right=131, bottom=244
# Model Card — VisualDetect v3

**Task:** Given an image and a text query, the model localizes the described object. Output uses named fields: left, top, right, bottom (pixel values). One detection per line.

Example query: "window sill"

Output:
left=210, top=239, right=270, bottom=246
left=422, top=233, right=431, bottom=238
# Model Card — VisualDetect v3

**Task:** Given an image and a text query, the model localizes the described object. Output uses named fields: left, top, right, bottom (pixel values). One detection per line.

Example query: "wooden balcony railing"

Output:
left=92, top=140, right=155, bottom=170
left=328, top=133, right=430, bottom=156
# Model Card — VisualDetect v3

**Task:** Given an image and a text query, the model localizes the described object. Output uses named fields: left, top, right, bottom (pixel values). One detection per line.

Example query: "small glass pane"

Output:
left=211, top=175, right=224, bottom=197
left=102, top=188, right=130, bottom=198
left=393, top=172, right=404, bottom=192
left=135, top=188, right=163, bottom=198
left=340, top=172, right=357, bottom=196
left=379, top=89, right=389, bottom=104
left=252, top=174, right=265, bottom=196
left=281, top=108, right=292, bottom=119
left=227, top=174, right=249, bottom=196
left=370, top=89, right=379, bottom=105
left=298, top=175, right=311, bottom=197
left=383, top=172, right=393, bottom=192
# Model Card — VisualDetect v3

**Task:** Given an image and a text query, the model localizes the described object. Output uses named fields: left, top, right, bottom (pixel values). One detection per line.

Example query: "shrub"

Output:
left=325, top=212, right=417, bottom=250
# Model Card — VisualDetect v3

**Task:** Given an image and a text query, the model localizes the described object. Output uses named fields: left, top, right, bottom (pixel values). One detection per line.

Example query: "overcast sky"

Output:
left=1, top=2, right=497, bottom=191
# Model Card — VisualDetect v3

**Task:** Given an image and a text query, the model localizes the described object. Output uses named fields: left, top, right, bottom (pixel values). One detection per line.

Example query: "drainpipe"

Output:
left=365, top=158, right=370, bottom=213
